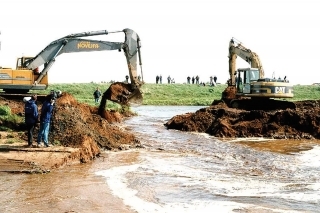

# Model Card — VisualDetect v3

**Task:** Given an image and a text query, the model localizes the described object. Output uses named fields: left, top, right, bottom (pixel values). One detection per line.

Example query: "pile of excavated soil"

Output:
left=0, top=92, right=141, bottom=172
left=51, top=93, right=140, bottom=162
left=165, top=100, right=320, bottom=140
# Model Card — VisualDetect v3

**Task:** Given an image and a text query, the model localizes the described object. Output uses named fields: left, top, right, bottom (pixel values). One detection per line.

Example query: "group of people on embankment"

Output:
left=154, top=75, right=218, bottom=85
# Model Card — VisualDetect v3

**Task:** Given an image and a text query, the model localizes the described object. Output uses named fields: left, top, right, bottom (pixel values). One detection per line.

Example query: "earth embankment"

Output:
left=165, top=100, right=320, bottom=140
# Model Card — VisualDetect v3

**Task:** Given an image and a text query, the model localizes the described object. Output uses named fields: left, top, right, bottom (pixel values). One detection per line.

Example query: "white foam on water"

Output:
left=296, top=145, right=320, bottom=168
left=149, top=154, right=320, bottom=204
left=227, top=137, right=275, bottom=143
left=95, top=152, right=316, bottom=213
left=95, top=163, right=290, bottom=213
left=205, top=175, right=320, bottom=204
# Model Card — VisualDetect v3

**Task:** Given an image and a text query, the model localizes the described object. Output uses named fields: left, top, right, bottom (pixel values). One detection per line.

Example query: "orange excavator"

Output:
left=0, top=28, right=143, bottom=105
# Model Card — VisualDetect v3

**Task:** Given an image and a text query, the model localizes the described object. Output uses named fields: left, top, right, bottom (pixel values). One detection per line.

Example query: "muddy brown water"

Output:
left=0, top=156, right=136, bottom=213
left=1, top=106, right=320, bottom=213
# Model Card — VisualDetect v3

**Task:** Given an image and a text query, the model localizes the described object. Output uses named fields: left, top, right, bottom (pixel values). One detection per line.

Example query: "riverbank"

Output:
left=0, top=131, right=81, bottom=173
left=0, top=92, right=141, bottom=174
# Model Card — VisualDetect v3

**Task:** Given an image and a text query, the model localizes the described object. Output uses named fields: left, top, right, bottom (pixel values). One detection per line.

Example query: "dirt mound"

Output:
left=165, top=100, right=320, bottom=140
left=221, top=85, right=237, bottom=100
left=52, top=92, right=140, bottom=157
left=0, top=92, right=141, bottom=165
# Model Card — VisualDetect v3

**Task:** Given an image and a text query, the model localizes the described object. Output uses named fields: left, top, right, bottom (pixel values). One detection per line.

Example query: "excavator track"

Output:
left=229, top=98, right=296, bottom=111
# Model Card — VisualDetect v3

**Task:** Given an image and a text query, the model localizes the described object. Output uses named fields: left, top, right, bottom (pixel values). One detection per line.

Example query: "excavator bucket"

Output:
left=127, top=88, right=143, bottom=105
left=98, top=82, right=143, bottom=116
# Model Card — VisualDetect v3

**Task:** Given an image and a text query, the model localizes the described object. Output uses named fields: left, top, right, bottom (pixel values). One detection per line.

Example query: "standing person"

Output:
left=167, top=75, right=171, bottom=84
left=210, top=76, right=213, bottom=86
left=159, top=75, right=162, bottom=84
left=125, top=75, right=129, bottom=83
left=37, top=95, right=55, bottom=147
left=214, top=75, right=217, bottom=84
left=156, top=75, right=159, bottom=84
left=24, top=95, right=38, bottom=147
left=195, top=75, right=200, bottom=84
left=93, top=87, right=101, bottom=104
left=192, top=76, right=195, bottom=84
left=187, top=76, right=191, bottom=84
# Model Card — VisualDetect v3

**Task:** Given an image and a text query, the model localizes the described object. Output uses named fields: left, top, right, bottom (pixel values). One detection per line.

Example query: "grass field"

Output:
left=37, top=83, right=320, bottom=106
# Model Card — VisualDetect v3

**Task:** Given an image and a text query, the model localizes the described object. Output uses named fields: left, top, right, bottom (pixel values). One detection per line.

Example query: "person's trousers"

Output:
left=37, top=122, right=50, bottom=146
left=26, top=123, right=35, bottom=146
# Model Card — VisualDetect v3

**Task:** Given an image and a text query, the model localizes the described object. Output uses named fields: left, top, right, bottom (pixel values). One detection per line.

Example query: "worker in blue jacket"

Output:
left=37, top=95, right=55, bottom=147
left=24, top=95, right=38, bottom=147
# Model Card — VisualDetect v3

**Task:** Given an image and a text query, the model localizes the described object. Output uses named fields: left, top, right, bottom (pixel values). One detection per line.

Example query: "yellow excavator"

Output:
left=218, top=37, right=295, bottom=110
left=0, top=28, right=143, bottom=104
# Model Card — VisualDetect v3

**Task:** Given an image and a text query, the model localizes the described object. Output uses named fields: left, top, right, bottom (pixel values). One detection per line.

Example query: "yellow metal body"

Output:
left=0, top=69, right=48, bottom=85
left=0, top=57, right=48, bottom=92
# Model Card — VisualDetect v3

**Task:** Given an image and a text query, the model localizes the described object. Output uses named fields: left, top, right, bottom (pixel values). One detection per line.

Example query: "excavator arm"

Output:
left=24, top=28, right=143, bottom=91
left=228, top=38, right=264, bottom=85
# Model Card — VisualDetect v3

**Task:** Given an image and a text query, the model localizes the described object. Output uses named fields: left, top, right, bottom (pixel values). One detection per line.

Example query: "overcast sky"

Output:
left=0, top=0, right=319, bottom=85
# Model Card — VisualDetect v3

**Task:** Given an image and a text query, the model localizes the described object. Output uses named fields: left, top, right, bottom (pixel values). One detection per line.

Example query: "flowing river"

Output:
left=1, top=106, right=319, bottom=213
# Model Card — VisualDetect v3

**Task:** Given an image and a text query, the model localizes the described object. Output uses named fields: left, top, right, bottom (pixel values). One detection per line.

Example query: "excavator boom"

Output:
left=26, top=28, right=142, bottom=88
left=228, top=38, right=264, bottom=85
left=0, top=28, right=143, bottom=105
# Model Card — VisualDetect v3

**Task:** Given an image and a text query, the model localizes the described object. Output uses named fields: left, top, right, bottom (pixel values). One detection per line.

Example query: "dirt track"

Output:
left=165, top=100, right=320, bottom=140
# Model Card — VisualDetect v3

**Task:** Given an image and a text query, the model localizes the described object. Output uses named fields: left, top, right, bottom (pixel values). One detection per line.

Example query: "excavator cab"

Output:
left=16, top=57, right=32, bottom=70
left=236, top=68, right=260, bottom=94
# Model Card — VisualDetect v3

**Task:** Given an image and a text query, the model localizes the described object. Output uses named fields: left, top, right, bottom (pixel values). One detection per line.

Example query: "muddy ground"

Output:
left=0, top=88, right=141, bottom=173
left=165, top=99, right=320, bottom=140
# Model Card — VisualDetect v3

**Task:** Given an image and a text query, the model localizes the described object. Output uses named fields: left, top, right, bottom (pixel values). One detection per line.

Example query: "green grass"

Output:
left=0, top=105, right=24, bottom=131
left=141, top=83, right=222, bottom=105
left=0, top=105, right=11, bottom=116
left=291, top=85, right=320, bottom=101
left=5, top=138, right=23, bottom=144
left=33, top=83, right=320, bottom=106
left=0, top=105, right=23, bottom=123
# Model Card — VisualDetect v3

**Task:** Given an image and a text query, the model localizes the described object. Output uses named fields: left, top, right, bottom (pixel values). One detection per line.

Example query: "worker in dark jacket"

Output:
left=24, top=95, right=38, bottom=147
left=93, top=87, right=101, bottom=104
left=37, top=95, right=55, bottom=147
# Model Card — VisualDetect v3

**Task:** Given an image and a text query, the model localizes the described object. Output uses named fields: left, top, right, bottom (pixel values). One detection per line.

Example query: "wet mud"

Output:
left=165, top=100, right=320, bottom=140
